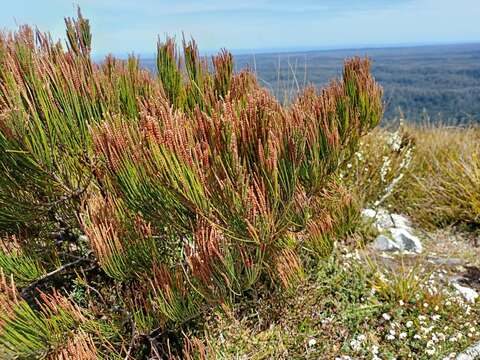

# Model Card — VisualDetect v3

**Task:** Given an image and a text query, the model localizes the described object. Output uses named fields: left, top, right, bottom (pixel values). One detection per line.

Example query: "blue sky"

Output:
left=2, top=0, right=480, bottom=57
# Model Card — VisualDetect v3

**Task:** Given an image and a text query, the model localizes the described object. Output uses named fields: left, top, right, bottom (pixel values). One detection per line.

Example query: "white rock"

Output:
left=457, top=340, right=480, bottom=360
left=389, top=227, right=423, bottom=253
left=78, top=235, right=89, bottom=242
left=363, top=208, right=422, bottom=253
left=452, top=283, right=479, bottom=303
left=307, top=338, right=317, bottom=347
left=375, top=209, right=395, bottom=230
left=362, top=208, right=377, bottom=219
left=391, top=213, right=411, bottom=229
left=362, top=208, right=411, bottom=231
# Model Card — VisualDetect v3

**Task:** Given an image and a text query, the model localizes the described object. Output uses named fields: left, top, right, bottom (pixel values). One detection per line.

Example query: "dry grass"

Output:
left=343, top=122, right=480, bottom=231
left=388, top=124, right=480, bottom=229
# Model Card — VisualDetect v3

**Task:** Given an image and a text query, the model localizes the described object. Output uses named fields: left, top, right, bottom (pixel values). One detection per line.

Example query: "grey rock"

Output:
left=372, top=235, right=402, bottom=252
left=371, top=228, right=423, bottom=253
left=363, top=208, right=423, bottom=254
left=457, top=340, right=480, bottom=360
left=362, top=208, right=412, bottom=231
left=427, top=257, right=464, bottom=266
left=361, top=208, right=377, bottom=219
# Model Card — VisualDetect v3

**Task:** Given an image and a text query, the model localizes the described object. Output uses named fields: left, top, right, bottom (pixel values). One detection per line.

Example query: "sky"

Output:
left=2, top=0, right=480, bottom=57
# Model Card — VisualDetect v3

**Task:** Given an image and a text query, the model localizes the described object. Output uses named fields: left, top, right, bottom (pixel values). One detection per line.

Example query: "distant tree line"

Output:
left=141, top=43, right=480, bottom=123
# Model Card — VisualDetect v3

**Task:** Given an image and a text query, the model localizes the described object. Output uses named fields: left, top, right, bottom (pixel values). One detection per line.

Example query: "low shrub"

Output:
left=0, top=10, right=383, bottom=358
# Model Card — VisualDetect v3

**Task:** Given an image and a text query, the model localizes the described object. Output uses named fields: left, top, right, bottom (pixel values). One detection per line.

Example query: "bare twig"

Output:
left=82, top=282, right=108, bottom=307
left=21, top=252, right=92, bottom=298
left=124, top=321, right=137, bottom=360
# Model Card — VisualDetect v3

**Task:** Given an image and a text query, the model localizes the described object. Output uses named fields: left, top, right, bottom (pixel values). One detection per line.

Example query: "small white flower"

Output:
left=382, top=313, right=391, bottom=321
left=308, top=338, right=316, bottom=347
left=386, top=334, right=395, bottom=341
left=371, top=345, right=379, bottom=354
left=431, top=314, right=441, bottom=321
left=422, top=326, right=434, bottom=334
left=426, top=348, right=436, bottom=355
left=406, top=321, right=413, bottom=328
left=350, top=339, right=361, bottom=351
left=399, top=332, right=407, bottom=339
left=414, top=334, right=421, bottom=340
left=399, top=300, right=405, bottom=306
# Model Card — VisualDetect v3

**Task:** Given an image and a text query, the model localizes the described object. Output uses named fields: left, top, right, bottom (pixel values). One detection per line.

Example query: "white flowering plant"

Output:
left=339, top=121, right=415, bottom=209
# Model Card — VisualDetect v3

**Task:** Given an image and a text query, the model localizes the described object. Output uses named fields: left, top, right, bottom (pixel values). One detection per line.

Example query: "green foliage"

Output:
left=0, top=274, right=90, bottom=359
left=157, top=37, right=183, bottom=109
left=0, top=249, right=45, bottom=286
left=0, top=301, right=52, bottom=358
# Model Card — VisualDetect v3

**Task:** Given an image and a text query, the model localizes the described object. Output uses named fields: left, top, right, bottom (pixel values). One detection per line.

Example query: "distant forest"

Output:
left=141, top=43, right=480, bottom=123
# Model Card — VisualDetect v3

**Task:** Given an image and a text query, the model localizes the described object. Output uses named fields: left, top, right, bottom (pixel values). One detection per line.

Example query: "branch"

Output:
left=21, top=252, right=93, bottom=298
left=124, top=321, right=137, bottom=360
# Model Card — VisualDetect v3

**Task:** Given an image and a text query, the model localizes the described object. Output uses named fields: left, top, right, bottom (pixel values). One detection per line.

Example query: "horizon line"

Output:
left=92, top=40, right=480, bottom=60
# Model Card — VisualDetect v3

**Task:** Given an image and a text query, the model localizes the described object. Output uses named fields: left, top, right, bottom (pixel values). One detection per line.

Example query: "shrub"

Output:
left=0, top=10, right=383, bottom=358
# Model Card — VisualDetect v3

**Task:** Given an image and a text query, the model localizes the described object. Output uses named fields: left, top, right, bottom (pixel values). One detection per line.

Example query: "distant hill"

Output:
left=140, top=43, right=480, bottom=123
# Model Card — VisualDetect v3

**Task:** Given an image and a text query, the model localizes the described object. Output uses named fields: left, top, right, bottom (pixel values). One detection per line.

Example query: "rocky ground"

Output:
left=199, top=210, right=480, bottom=359
left=362, top=209, right=480, bottom=359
